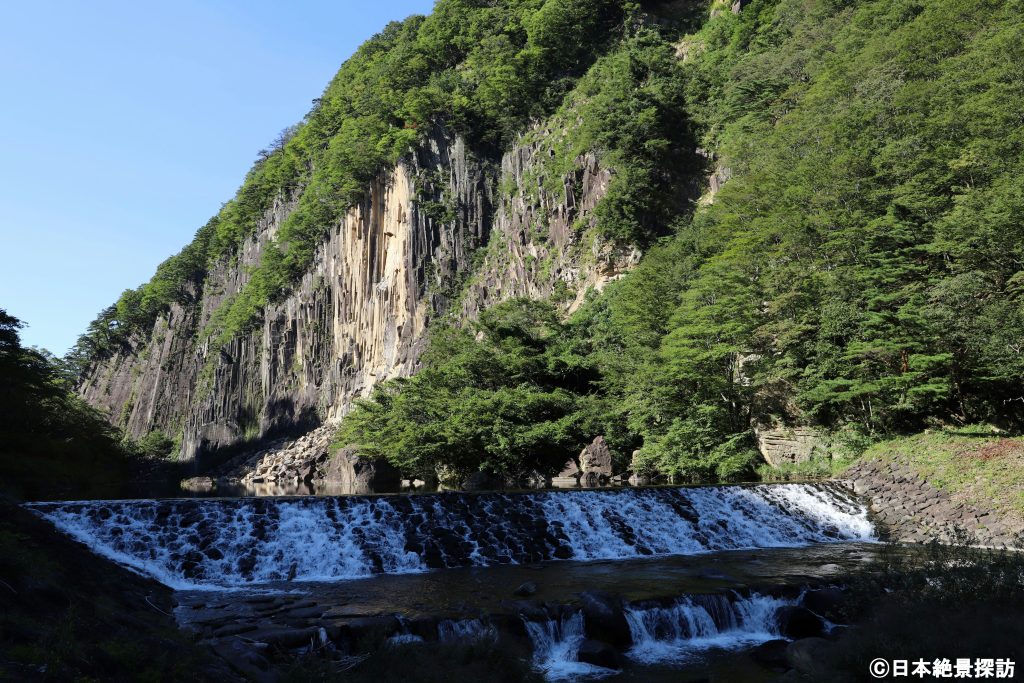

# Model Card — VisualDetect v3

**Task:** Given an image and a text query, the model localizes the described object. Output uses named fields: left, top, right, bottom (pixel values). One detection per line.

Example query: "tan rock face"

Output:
left=580, top=437, right=613, bottom=476
left=78, top=127, right=638, bottom=463
left=460, top=128, right=639, bottom=320
left=753, top=423, right=824, bottom=467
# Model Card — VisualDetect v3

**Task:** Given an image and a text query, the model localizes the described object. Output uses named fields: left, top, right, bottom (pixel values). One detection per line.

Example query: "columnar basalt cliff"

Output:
left=461, top=130, right=640, bottom=319
left=78, top=128, right=625, bottom=462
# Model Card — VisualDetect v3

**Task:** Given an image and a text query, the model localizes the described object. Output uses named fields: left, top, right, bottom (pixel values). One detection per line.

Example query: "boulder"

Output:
left=513, top=581, right=538, bottom=597
left=181, top=477, right=216, bottom=493
left=241, top=626, right=320, bottom=649
left=579, top=437, right=613, bottom=484
left=750, top=638, right=790, bottom=670
left=209, top=637, right=274, bottom=683
left=577, top=639, right=623, bottom=670
left=324, top=446, right=400, bottom=494
left=801, top=587, right=846, bottom=621
left=579, top=591, right=632, bottom=649
left=628, top=450, right=659, bottom=484
left=785, top=637, right=834, bottom=677
left=775, top=606, right=826, bottom=640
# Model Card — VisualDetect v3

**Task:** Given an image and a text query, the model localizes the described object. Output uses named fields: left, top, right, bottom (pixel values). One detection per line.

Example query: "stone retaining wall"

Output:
left=842, top=458, right=1023, bottom=547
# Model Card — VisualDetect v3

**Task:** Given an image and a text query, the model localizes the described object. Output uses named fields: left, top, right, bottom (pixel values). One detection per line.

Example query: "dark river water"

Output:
left=27, top=483, right=882, bottom=681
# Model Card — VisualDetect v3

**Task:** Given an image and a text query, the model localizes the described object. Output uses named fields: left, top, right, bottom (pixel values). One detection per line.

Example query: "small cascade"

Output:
left=438, top=618, right=497, bottom=643
left=386, top=616, right=425, bottom=646
left=27, top=483, right=874, bottom=589
left=521, top=592, right=796, bottom=679
left=524, top=611, right=614, bottom=680
left=624, top=592, right=789, bottom=664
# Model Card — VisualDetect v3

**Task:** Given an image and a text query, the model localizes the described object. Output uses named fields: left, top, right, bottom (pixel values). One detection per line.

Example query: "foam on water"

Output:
left=521, top=591, right=798, bottom=680
left=624, top=592, right=790, bottom=665
left=524, top=611, right=617, bottom=681
left=26, top=483, right=873, bottom=589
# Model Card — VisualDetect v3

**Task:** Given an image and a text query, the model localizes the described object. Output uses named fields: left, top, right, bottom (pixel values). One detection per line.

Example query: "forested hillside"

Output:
left=338, top=0, right=1024, bottom=482
left=0, top=310, right=151, bottom=498
left=67, top=0, right=1024, bottom=482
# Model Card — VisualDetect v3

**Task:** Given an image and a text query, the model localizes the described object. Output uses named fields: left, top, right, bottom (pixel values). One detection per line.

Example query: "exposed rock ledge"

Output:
left=206, top=425, right=336, bottom=490
left=841, top=459, right=1024, bottom=547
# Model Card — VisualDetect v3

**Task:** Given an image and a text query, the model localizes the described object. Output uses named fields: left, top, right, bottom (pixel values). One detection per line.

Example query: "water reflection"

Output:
left=177, top=476, right=649, bottom=499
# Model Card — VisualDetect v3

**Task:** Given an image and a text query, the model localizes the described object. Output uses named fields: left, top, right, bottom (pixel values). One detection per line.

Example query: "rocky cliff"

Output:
left=461, top=128, right=640, bottom=319
left=79, top=126, right=629, bottom=462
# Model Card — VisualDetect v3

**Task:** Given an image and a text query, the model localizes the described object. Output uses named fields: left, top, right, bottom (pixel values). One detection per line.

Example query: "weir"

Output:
left=27, top=483, right=873, bottom=590
left=527, top=592, right=796, bottom=679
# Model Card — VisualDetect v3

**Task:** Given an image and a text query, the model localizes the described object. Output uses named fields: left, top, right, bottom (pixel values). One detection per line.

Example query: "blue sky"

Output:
left=0, top=0, right=435, bottom=354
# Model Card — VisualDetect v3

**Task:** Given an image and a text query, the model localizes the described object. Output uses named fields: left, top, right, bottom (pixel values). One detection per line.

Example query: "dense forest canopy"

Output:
left=63, top=0, right=1024, bottom=483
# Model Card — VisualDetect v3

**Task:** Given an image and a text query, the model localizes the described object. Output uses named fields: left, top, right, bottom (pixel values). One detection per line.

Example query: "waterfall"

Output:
left=26, top=483, right=873, bottom=589
left=521, top=592, right=797, bottom=678
left=438, top=618, right=497, bottom=643
left=624, top=592, right=789, bottom=664
left=524, top=611, right=614, bottom=680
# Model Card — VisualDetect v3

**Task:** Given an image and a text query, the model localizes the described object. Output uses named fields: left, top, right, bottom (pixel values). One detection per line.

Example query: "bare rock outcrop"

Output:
left=79, top=122, right=643, bottom=466
left=79, top=128, right=491, bottom=462
left=579, top=436, right=614, bottom=486
left=754, top=422, right=826, bottom=467
left=553, top=458, right=581, bottom=486
left=323, top=446, right=400, bottom=494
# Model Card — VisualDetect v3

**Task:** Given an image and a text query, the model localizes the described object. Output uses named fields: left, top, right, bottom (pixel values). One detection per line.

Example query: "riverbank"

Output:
left=0, top=496, right=229, bottom=681
left=842, top=429, right=1024, bottom=547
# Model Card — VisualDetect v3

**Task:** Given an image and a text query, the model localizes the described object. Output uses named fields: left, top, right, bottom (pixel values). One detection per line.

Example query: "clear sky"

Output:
left=0, top=0, right=435, bottom=355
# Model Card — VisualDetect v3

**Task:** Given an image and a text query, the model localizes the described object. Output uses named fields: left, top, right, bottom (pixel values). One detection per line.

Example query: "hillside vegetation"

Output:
left=0, top=310, right=178, bottom=500
left=65, top=0, right=1024, bottom=483
left=857, top=429, right=1024, bottom=519
left=339, top=0, right=1024, bottom=482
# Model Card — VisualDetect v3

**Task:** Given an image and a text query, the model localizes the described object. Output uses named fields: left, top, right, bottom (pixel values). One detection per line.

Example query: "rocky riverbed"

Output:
left=173, top=544, right=887, bottom=682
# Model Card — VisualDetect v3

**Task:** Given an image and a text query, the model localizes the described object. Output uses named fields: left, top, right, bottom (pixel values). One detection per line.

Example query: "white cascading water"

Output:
left=624, top=592, right=790, bottom=664
left=522, top=592, right=796, bottom=679
left=26, top=483, right=873, bottom=589
left=438, top=618, right=497, bottom=643
left=524, top=611, right=615, bottom=680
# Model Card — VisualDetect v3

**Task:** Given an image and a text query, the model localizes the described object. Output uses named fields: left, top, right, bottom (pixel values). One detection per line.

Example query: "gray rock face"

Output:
left=78, top=122, right=635, bottom=464
left=842, top=458, right=1024, bottom=547
left=324, top=446, right=400, bottom=494
left=459, top=128, right=639, bottom=320
left=580, top=436, right=613, bottom=486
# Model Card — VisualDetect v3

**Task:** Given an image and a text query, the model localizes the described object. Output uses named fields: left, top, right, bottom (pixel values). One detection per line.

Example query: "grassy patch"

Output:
left=856, top=428, right=1024, bottom=519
